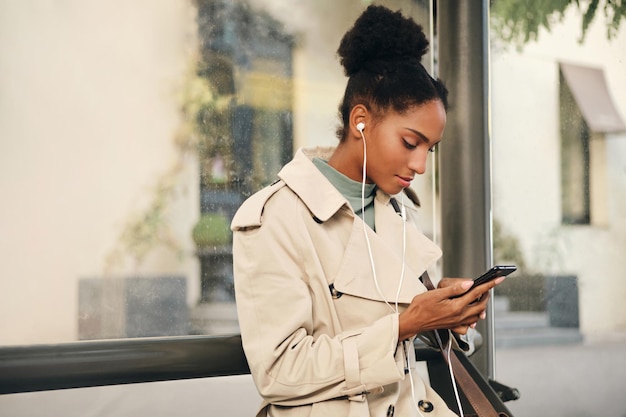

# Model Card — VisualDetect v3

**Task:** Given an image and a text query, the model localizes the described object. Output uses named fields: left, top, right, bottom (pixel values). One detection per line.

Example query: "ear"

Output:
left=348, top=104, right=369, bottom=138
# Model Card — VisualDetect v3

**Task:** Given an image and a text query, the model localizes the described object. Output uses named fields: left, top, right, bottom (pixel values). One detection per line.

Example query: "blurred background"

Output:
left=1, top=0, right=625, bottom=415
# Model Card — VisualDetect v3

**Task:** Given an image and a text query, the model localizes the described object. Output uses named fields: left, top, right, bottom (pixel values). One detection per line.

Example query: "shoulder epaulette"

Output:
left=230, top=180, right=286, bottom=231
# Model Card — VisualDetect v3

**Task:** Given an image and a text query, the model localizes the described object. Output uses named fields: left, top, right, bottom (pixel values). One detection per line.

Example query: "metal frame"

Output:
left=0, top=335, right=248, bottom=395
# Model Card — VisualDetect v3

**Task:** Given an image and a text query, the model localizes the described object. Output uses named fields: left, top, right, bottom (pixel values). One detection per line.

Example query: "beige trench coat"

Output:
left=232, top=147, right=458, bottom=417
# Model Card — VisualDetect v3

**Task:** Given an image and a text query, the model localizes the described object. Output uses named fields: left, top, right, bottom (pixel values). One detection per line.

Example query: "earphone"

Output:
left=356, top=120, right=462, bottom=417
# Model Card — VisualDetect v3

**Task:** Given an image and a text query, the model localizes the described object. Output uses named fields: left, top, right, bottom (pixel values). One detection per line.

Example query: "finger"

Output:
left=437, top=277, right=463, bottom=289
left=453, top=321, right=478, bottom=334
left=474, top=291, right=491, bottom=306
left=475, top=276, right=506, bottom=293
left=445, top=280, right=474, bottom=298
left=461, top=298, right=490, bottom=321
left=466, top=276, right=505, bottom=301
left=484, top=276, right=506, bottom=289
left=459, top=288, right=490, bottom=307
left=451, top=325, right=469, bottom=335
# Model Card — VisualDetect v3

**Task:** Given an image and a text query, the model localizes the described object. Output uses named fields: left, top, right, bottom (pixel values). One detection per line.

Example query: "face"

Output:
left=360, top=100, right=446, bottom=195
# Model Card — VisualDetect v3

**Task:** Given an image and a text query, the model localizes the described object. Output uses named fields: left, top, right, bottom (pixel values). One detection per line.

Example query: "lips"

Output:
left=397, top=175, right=413, bottom=188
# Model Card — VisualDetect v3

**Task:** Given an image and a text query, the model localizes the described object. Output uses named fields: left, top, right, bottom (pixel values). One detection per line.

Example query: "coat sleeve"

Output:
left=232, top=190, right=405, bottom=407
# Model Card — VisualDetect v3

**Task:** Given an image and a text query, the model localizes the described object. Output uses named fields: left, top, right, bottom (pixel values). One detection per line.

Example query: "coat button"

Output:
left=386, top=404, right=395, bottom=417
left=329, top=283, right=343, bottom=299
left=418, top=400, right=434, bottom=413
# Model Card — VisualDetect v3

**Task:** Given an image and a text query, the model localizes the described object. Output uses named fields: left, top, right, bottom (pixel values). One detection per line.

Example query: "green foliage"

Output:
left=492, top=219, right=548, bottom=311
left=493, top=218, right=527, bottom=272
left=175, top=61, right=235, bottom=186
left=105, top=166, right=184, bottom=272
left=491, top=0, right=626, bottom=48
left=192, top=213, right=232, bottom=248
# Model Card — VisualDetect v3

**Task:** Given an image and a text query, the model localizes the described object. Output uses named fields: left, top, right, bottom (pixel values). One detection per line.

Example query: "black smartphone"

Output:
left=452, top=265, right=516, bottom=298
left=471, top=265, right=517, bottom=288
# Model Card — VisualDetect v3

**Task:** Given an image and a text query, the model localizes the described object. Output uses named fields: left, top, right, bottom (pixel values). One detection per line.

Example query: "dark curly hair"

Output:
left=336, top=5, right=448, bottom=140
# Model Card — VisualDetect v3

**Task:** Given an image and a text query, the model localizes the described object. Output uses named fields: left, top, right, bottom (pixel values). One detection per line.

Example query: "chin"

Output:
left=379, top=184, right=404, bottom=196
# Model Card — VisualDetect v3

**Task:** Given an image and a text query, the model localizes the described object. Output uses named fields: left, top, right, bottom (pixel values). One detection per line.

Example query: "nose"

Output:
left=408, top=149, right=428, bottom=175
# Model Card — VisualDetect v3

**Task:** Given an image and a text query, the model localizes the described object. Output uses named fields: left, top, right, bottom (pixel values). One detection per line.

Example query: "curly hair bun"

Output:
left=338, top=5, right=429, bottom=77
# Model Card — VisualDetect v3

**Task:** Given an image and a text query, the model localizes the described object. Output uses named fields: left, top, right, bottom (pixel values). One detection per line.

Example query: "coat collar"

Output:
left=279, top=147, right=442, bottom=303
left=278, top=147, right=351, bottom=222
left=279, top=147, right=398, bottom=221
left=332, top=196, right=442, bottom=304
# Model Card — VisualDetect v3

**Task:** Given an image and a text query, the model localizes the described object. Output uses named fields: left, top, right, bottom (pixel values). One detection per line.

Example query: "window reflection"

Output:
left=194, top=0, right=294, bottom=307
left=0, top=0, right=433, bottom=345
left=560, top=68, right=592, bottom=225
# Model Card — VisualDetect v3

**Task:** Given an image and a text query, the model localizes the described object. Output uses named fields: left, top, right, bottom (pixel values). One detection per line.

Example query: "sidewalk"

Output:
left=495, top=333, right=626, bottom=417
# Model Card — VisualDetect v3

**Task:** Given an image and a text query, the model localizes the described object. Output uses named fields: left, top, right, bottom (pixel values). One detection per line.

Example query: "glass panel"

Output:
left=490, top=3, right=626, bottom=415
left=0, top=1, right=435, bottom=345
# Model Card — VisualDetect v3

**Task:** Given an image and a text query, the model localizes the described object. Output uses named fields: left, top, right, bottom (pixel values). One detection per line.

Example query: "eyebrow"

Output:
left=404, top=127, right=434, bottom=144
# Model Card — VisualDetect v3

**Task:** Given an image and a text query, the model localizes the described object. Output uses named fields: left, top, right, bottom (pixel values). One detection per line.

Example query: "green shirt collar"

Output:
left=312, top=157, right=376, bottom=229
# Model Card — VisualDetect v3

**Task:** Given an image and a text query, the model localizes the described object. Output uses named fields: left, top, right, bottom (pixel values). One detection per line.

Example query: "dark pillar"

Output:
left=437, top=0, right=494, bottom=377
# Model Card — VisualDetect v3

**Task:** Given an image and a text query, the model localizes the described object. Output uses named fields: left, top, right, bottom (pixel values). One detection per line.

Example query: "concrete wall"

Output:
left=0, top=1, right=199, bottom=344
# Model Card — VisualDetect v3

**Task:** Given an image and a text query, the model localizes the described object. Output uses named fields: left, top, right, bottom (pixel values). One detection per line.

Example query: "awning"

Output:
left=560, top=62, right=626, bottom=133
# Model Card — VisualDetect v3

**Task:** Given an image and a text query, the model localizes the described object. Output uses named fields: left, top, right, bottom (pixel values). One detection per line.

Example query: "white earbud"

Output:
left=356, top=122, right=365, bottom=132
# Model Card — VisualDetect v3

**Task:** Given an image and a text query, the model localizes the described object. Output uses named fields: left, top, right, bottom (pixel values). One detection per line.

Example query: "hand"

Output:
left=450, top=310, right=486, bottom=335
left=444, top=276, right=506, bottom=334
left=398, top=276, right=505, bottom=340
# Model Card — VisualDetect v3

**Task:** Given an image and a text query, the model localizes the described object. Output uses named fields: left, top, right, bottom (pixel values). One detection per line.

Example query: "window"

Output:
left=559, top=62, right=624, bottom=225
left=0, top=0, right=433, bottom=347
left=560, top=69, right=591, bottom=224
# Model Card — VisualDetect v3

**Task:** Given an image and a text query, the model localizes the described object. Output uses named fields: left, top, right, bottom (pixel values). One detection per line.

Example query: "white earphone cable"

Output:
left=395, top=194, right=407, bottom=313
left=405, top=340, right=427, bottom=417
left=434, top=329, right=464, bottom=417
left=359, top=127, right=395, bottom=313
left=359, top=125, right=448, bottom=417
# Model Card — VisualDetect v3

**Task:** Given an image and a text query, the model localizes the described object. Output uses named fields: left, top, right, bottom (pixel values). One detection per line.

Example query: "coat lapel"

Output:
left=332, top=197, right=442, bottom=304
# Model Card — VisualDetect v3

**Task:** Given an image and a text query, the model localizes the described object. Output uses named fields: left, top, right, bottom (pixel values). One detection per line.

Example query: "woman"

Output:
left=232, top=5, right=504, bottom=417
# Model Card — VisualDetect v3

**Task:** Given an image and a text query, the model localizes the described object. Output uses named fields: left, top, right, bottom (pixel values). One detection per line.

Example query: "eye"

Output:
left=402, top=138, right=417, bottom=150
left=428, top=144, right=438, bottom=153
